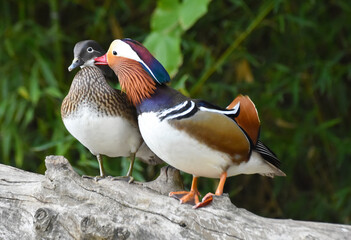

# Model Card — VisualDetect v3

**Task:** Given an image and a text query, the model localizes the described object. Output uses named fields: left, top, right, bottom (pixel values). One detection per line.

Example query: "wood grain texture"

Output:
left=0, top=156, right=350, bottom=240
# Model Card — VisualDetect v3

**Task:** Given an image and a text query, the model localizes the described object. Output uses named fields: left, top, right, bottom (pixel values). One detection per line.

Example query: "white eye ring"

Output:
left=87, top=47, right=93, bottom=53
left=112, top=51, right=117, bottom=56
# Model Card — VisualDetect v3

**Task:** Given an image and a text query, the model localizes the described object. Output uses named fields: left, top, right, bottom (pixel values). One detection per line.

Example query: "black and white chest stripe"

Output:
left=157, top=100, right=240, bottom=121
left=157, top=101, right=197, bottom=121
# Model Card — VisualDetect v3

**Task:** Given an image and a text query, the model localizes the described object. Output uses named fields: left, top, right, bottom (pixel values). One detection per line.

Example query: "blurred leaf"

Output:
left=171, top=74, right=191, bottom=96
left=315, top=118, right=342, bottom=132
left=146, top=0, right=211, bottom=76
left=236, top=59, right=254, bottom=83
left=4, top=39, right=15, bottom=57
left=1, top=129, right=12, bottom=164
left=285, top=14, right=315, bottom=27
left=18, top=86, right=30, bottom=100
left=34, top=52, right=58, bottom=88
left=32, top=136, right=69, bottom=152
left=14, top=134, right=24, bottom=167
left=144, top=32, right=182, bottom=77
left=45, top=87, right=63, bottom=98
left=179, top=0, right=211, bottom=30
left=29, top=64, right=41, bottom=104
left=151, top=0, right=180, bottom=32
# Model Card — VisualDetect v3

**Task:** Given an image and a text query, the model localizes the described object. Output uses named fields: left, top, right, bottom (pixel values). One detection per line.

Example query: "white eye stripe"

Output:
left=112, top=40, right=160, bottom=83
left=114, top=40, right=142, bottom=62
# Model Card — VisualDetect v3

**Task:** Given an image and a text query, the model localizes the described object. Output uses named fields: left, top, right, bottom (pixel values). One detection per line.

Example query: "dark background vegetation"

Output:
left=1, top=0, right=350, bottom=224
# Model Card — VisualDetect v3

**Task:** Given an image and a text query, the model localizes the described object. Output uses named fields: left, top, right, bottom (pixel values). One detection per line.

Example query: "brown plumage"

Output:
left=61, top=65, right=163, bottom=180
left=171, top=111, right=250, bottom=164
left=227, top=95, right=260, bottom=144
left=107, top=53, right=157, bottom=106
left=61, top=66, right=137, bottom=125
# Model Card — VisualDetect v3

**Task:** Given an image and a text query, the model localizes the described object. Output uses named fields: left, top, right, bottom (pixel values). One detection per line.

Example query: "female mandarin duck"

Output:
left=61, top=40, right=162, bottom=182
left=95, top=39, right=285, bottom=208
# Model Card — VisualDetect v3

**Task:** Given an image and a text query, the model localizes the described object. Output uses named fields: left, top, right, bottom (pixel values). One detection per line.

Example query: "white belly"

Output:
left=138, top=112, right=273, bottom=179
left=63, top=106, right=142, bottom=157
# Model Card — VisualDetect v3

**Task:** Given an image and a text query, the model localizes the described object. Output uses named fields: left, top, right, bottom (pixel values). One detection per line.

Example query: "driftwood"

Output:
left=0, top=155, right=350, bottom=240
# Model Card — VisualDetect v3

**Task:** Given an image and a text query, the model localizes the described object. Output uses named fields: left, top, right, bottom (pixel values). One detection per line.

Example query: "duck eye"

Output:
left=87, top=47, right=93, bottom=53
left=112, top=51, right=117, bottom=56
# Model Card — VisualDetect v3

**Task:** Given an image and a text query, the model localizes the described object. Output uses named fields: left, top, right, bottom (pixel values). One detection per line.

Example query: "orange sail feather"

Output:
left=227, top=95, right=260, bottom=144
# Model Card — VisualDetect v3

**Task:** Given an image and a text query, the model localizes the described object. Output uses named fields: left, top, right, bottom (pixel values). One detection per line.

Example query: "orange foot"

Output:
left=169, top=190, right=200, bottom=205
left=169, top=176, right=200, bottom=205
left=194, top=171, right=228, bottom=209
left=193, top=192, right=214, bottom=209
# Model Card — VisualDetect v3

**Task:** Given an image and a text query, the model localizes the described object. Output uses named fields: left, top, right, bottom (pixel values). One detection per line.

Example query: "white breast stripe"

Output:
left=200, top=102, right=240, bottom=115
left=164, top=101, right=196, bottom=120
left=158, top=101, right=189, bottom=119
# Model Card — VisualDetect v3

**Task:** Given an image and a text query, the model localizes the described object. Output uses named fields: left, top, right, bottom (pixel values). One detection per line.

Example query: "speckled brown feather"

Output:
left=61, top=66, right=138, bottom=127
left=170, top=111, right=250, bottom=164
left=227, top=95, right=260, bottom=144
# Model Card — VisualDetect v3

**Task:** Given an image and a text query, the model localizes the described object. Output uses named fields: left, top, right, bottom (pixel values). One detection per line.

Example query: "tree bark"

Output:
left=0, top=155, right=350, bottom=240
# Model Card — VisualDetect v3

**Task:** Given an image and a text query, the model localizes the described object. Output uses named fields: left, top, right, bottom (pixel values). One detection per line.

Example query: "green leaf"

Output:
left=15, top=101, right=27, bottom=123
left=151, top=0, right=180, bottom=32
left=1, top=128, right=12, bottom=164
left=32, top=137, right=68, bottom=151
left=179, top=0, right=211, bottom=30
left=18, top=86, right=30, bottom=100
left=33, top=52, right=58, bottom=88
left=45, top=86, right=63, bottom=98
left=23, top=108, right=34, bottom=127
left=144, top=32, right=182, bottom=77
left=316, top=118, right=342, bottom=131
left=4, top=39, right=15, bottom=57
left=29, top=64, right=41, bottom=105
left=14, top=134, right=24, bottom=167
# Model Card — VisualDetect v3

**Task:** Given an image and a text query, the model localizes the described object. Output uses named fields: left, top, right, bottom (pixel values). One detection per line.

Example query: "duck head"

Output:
left=95, top=38, right=170, bottom=105
left=68, top=40, right=107, bottom=71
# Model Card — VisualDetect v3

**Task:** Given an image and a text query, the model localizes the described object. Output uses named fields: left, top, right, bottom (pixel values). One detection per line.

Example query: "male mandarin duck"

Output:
left=61, top=40, right=162, bottom=182
left=95, top=38, right=285, bottom=207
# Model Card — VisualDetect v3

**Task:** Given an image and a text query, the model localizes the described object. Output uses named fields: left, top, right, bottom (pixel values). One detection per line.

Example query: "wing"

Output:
left=195, top=100, right=240, bottom=119
left=169, top=105, right=250, bottom=164
left=227, top=95, right=285, bottom=176
left=255, top=140, right=286, bottom=176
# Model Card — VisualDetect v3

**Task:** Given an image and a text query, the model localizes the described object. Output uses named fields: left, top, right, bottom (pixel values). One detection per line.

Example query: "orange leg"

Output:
left=215, top=171, right=227, bottom=195
left=194, top=172, right=227, bottom=209
left=169, top=176, right=200, bottom=205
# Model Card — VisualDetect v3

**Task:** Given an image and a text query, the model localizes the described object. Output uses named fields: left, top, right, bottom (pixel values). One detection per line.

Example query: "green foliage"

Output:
left=1, top=0, right=350, bottom=224
left=144, top=0, right=211, bottom=76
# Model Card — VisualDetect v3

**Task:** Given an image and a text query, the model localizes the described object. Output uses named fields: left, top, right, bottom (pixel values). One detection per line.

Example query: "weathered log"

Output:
left=0, top=155, right=350, bottom=240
